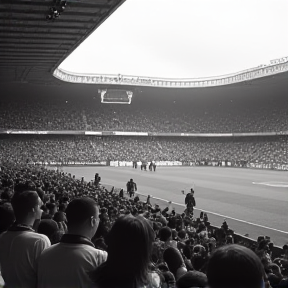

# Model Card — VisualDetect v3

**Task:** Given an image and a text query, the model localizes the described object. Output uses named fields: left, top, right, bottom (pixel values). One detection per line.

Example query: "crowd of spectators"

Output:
left=0, top=164, right=288, bottom=288
left=0, top=135, right=287, bottom=165
left=1, top=90, right=287, bottom=133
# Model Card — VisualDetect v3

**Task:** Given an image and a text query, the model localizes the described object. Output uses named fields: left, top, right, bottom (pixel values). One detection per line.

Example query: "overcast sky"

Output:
left=60, top=0, right=288, bottom=78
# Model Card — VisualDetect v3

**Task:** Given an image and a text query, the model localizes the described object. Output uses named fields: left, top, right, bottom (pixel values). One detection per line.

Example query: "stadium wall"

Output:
left=2, top=130, right=288, bottom=136
left=41, top=160, right=288, bottom=171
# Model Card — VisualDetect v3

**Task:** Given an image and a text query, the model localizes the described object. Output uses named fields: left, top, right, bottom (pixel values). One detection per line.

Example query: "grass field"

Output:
left=60, top=166, right=288, bottom=246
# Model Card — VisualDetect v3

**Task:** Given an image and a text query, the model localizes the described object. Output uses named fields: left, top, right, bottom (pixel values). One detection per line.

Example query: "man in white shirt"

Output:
left=37, top=197, right=107, bottom=288
left=0, top=190, right=51, bottom=288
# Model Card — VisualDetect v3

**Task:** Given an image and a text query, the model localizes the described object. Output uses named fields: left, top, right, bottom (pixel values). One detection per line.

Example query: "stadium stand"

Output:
left=0, top=135, right=287, bottom=166
left=0, top=88, right=287, bottom=133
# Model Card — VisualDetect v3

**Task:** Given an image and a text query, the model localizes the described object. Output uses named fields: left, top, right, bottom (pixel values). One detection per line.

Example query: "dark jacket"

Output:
left=185, top=193, right=196, bottom=207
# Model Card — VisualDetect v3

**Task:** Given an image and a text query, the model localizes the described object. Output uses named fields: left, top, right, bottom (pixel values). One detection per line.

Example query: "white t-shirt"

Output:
left=0, top=230, right=51, bottom=288
left=37, top=243, right=107, bottom=288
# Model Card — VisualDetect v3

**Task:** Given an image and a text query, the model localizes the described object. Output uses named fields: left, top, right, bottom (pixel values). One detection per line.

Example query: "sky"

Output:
left=59, top=0, right=288, bottom=79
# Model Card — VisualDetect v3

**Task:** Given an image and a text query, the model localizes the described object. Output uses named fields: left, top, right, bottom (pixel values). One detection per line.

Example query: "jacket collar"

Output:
left=8, top=222, right=35, bottom=232
left=60, top=234, right=95, bottom=248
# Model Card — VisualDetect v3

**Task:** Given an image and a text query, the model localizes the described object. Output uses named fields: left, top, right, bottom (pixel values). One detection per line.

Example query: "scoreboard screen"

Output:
left=98, top=89, right=133, bottom=104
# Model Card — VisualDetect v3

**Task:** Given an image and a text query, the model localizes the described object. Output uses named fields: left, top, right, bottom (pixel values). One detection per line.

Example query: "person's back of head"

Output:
left=53, top=211, right=66, bottom=223
left=65, top=197, right=99, bottom=239
left=11, top=190, right=41, bottom=223
left=163, top=247, right=187, bottom=280
left=38, top=219, right=61, bottom=244
left=0, top=202, right=15, bottom=234
left=207, top=244, right=265, bottom=288
left=0, top=188, right=14, bottom=202
left=178, top=229, right=187, bottom=241
left=46, top=202, right=57, bottom=216
left=14, top=182, right=30, bottom=194
left=90, top=214, right=155, bottom=288
left=176, top=271, right=208, bottom=288
left=159, top=226, right=172, bottom=242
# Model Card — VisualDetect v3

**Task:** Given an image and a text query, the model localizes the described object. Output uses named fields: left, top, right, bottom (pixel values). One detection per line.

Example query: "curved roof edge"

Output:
left=53, top=56, right=288, bottom=88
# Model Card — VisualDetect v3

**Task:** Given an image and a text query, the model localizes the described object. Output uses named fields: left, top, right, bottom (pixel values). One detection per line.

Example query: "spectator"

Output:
left=282, top=244, right=288, bottom=260
left=53, top=210, right=67, bottom=223
left=37, top=197, right=107, bottom=288
left=37, top=219, right=63, bottom=245
left=161, top=271, right=176, bottom=288
left=177, top=229, right=188, bottom=251
left=0, top=190, right=50, bottom=288
left=256, top=239, right=272, bottom=267
left=0, top=202, right=15, bottom=234
left=0, top=188, right=13, bottom=203
left=206, top=244, right=267, bottom=288
left=176, top=271, right=208, bottom=288
left=191, top=244, right=208, bottom=272
left=267, top=263, right=283, bottom=287
left=89, top=215, right=160, bottom=288
left=163, top=247, right=187, bottom=280
left=159, top=226, right=177, bottom=249
left=45, top=202, right=58, bottom=219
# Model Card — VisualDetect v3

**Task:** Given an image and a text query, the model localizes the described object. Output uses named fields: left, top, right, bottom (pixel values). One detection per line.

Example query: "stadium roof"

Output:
left=0, top=0, right=125, bottom=85
left=60, top=0, right=288, bottom=79
left=0, top=0, right=287, bottom=91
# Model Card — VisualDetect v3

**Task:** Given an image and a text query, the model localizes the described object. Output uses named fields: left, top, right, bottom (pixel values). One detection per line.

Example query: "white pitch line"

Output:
left=252, top=182, right=288, bottom=187
left=136, top=192, right=288, bottom=235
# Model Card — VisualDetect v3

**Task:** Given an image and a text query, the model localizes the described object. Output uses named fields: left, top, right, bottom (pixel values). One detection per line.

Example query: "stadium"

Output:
left=0, top=1, right=288, bottom=288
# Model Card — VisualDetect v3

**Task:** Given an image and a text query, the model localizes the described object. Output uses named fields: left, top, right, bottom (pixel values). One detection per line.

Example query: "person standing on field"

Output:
left=126, top=179, right=137, bottom=198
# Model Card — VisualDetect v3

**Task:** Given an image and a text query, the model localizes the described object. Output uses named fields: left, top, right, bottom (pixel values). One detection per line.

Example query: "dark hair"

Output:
left=38, top=219, right=60, bottom=244
left=258, top=239, right=270, bottom=250
left=58, top=203, right=67, bottom=212
left=1, top=188, right=14, bottom=202
left=177, top=271, right=208, bottom=288
left=257, top=235, right=265, bottom=243
left=66, top=197, right=98, bottom=227
left=90, top=215, right=155, bottom=288
left=46, top=202, right=56, bottom=212
left=14, top=182, right=31, bottom=194
left=36, top=188, right=45, bottom=202
left=11, top=190, right=39, bottom=220
left=178, top=229, right=187, bottom=239
left=163, top=247, right=185, bottom=277
left=0, top=202, right=15, bottom=233
left=207, top=244, right=264, bottom=288
left=53, top=211, right=66, bottom=223
left=159, top=226, right=172, bottom=242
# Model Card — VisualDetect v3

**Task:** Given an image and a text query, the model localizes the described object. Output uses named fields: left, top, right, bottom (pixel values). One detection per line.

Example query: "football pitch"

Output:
left=60, top=166, right=288, bottom=246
